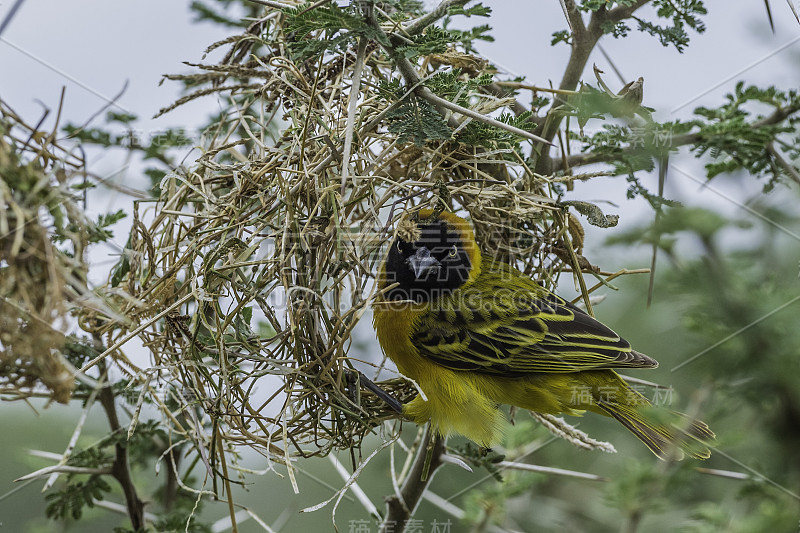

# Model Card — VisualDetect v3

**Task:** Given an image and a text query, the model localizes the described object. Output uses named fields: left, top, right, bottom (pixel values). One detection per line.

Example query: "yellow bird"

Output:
left=373, top=209, right=713, bottom=459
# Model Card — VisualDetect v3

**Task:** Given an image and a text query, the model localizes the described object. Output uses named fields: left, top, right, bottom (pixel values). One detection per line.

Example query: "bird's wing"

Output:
left=411, top=268, right=657, bottom=376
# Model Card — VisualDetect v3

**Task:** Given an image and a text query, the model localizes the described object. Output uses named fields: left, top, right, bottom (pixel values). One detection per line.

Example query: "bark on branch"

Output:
left=380, top=427, right=445, bottom=533
left=99, top=383, right=145, bottom=531
left=536, top=0, right=651, bottom=174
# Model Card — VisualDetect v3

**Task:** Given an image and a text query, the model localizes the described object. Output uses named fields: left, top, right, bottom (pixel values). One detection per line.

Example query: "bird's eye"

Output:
left=448, top=244, right=458, bottom=257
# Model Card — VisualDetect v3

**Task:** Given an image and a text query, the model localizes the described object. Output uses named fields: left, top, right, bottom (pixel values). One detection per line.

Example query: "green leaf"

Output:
left=689, top=84, right=800, bottom=187
left=397, top=26, right=451, bottom=59
left=283, top=2, right=389, bottom=61
left=106, top=111, right=138, bottom=124
left=457, top=111, right=538, bottom=149
left=448, top=3, right=492, bottom=17
left=551, top=29, right=572, bottom=46
left=631, top=0, right=707, bottom=52
left=85, top=209, right=127, bottom=244
left=385, top=94, right=452, bottom=146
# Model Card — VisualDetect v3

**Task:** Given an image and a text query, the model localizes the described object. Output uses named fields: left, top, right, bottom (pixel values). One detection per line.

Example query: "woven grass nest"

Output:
left=3, top=2, right=628, bottom=471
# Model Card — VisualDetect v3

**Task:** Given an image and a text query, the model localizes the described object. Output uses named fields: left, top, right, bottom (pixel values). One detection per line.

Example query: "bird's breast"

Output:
left=373, top=298, right=432, bottom=380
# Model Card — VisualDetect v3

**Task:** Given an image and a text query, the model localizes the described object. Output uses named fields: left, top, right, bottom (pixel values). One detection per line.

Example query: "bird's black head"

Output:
left=382, top=214, right=475, bottom=303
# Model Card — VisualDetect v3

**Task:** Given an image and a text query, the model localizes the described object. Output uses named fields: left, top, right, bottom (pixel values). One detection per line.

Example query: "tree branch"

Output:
left=99, top=382, right=145, bottom=531
left=380, top=427, right=445, bottom=533
left=562, top=0, right=587, bottom=37
left=553, top=102, right=800, bottom=172
left=365, top=8, right=551, bottom=145
left=404, top=0, right=470, bottom=36
left=424, top=90, right=552, bottom=145
left=768, top=142, right=800, bottom=185
left=15, top=465, right=113, bottom=482
left=363, top=6, right=458, bottom=129
left=536, top=0, right=651, bottom=173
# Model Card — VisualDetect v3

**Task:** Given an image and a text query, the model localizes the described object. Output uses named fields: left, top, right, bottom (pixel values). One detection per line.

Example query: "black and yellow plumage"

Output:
left=373, top=209, right=714, bottom=459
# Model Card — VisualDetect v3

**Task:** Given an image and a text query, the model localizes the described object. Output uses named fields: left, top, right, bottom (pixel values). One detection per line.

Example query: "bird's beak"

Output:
left=407, top=247, right=440, bottom=279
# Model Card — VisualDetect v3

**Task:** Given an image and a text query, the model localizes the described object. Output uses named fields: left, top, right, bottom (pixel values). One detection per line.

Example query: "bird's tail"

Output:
left=597, top=399, right=715, bottom=460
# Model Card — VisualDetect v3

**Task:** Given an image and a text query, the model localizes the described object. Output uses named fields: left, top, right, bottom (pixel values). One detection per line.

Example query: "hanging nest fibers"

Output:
left=0, top=99, right=108, bottom=405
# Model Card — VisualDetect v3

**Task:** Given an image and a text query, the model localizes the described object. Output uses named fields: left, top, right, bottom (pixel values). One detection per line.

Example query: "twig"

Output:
left=92, top=499, right=160, bottom=524
left=422, top=90, right=552, bottom=145
left=421, top=491, right=466, bottom=520
left=404, top=0, right=470, bottom=35
left=99, top=376, right=145, bottom=531
left=494, top=81, right=578, bottom=96
left=78, top=292, right=193, bottom=373
left=341, top=35, right=369, bottom=195
left=496, top=461, right=606, bottom=482
left=767, top=141, right=800, bottom=184
left=553, top=102, right=800, bottom=171
left=531, top=413, right=617, bottom=453
left=365, top=9, right=552, bottom=146
left=554, top=211, right=594, bottom=316
left=16, top=465, right=113, bottom=482
left=694, top=467, right=750, bottom=480
left=562, top=268, right=650, bottom=277
left=329, top=454, right=381, bottom=519
left=380, top=427, right=445, bottom=533
left=295, top=0, right=332, bottom=16
left=42, top=378, right=104, bottom=490
left=245, top=0, right=293, bottom=9
left=216, top=431, right=239, bottom=533
left=0, top=0, right=26, bottom=38
left=647, top=155, right=668, bottom=307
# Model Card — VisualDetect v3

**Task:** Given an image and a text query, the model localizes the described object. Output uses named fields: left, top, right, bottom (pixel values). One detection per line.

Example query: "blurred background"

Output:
left=2, top=1, right=799, bottom=531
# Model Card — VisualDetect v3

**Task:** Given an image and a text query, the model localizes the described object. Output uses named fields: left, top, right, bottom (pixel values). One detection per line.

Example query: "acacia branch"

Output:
left=380, top=427, right=445, bottom=533
left=562, top=0, right=587, bottom=38
left=425, top=90, right=552, bottom=145
left=536, top=0, right=651, bottom=173
left=404, top=0, right=470, bottom=36
left=15, top=465, right=113, bottom=481
left=365, top=9, right=551, bottom=145
left=553, top=103, right=800, bottom=172
left=99, top=382, right=145, bottom=531
left=364, top=9, right=459, bottom=128
left=768, top=142, right=800, bottom=185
